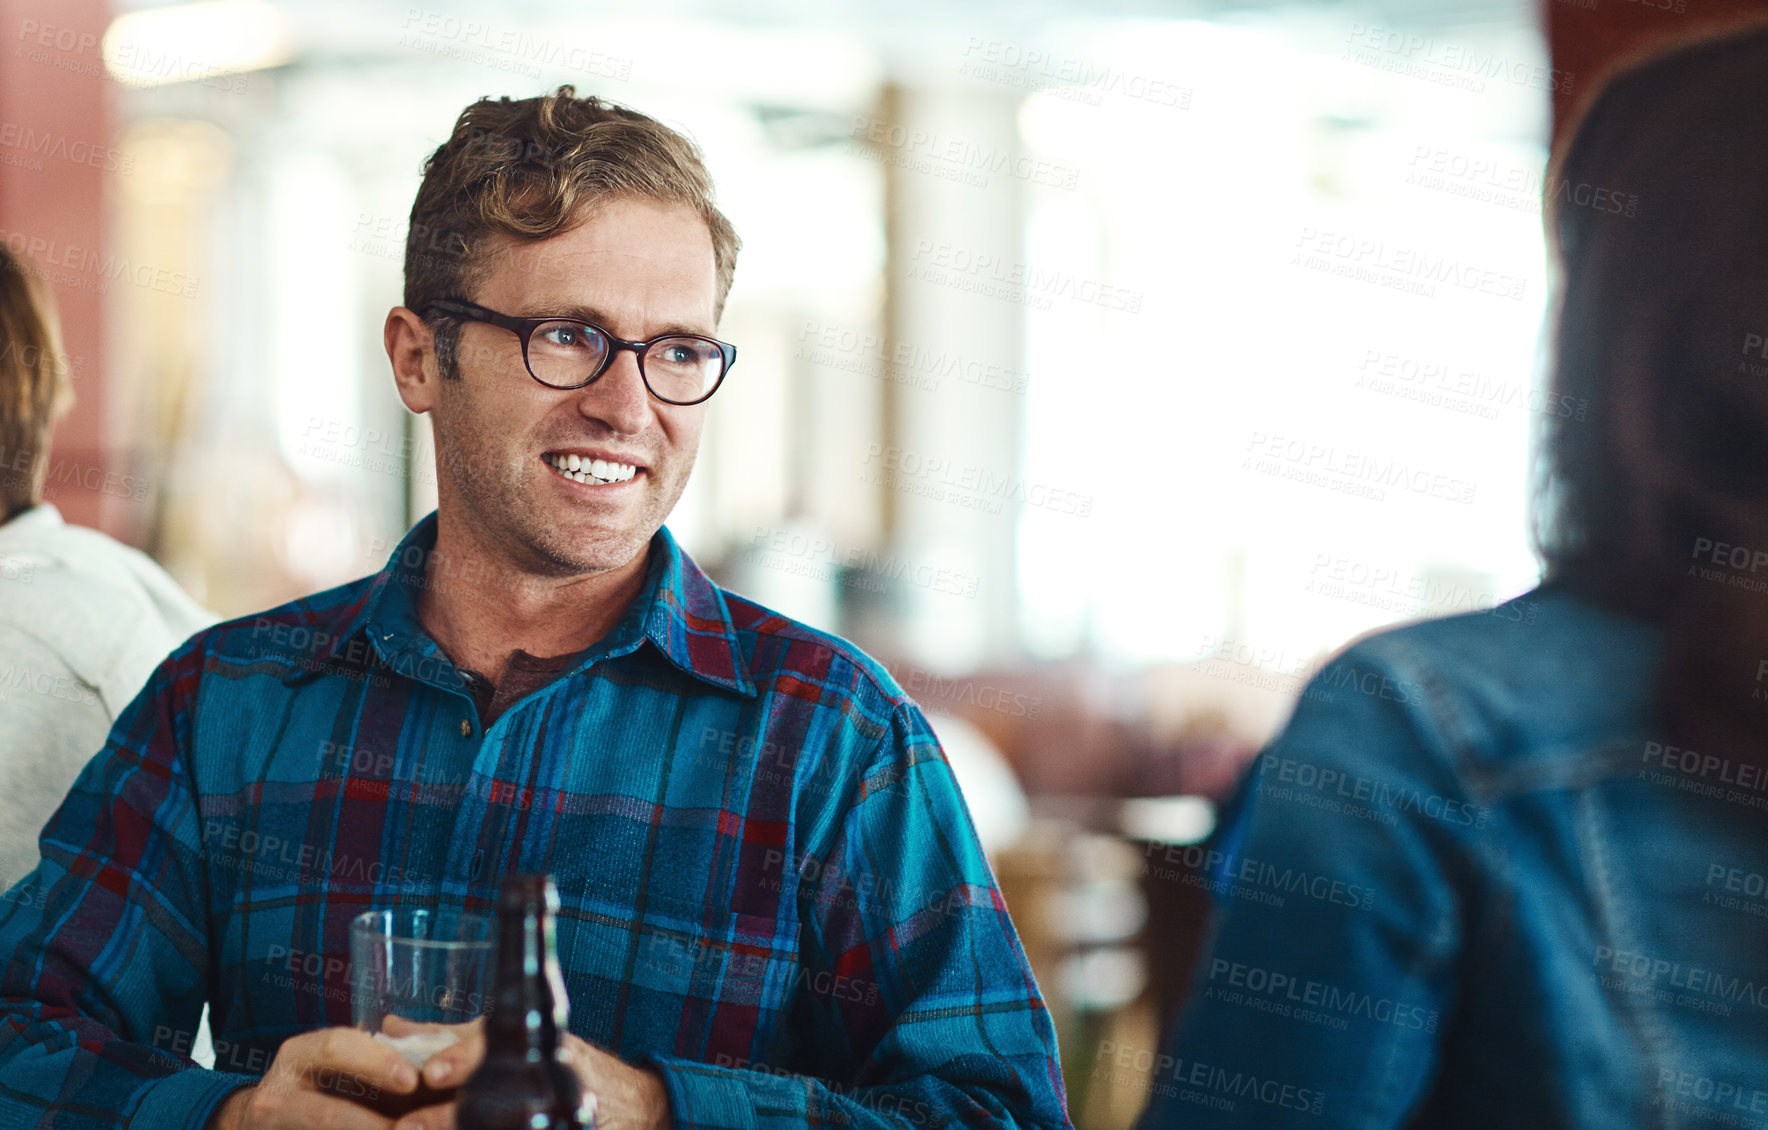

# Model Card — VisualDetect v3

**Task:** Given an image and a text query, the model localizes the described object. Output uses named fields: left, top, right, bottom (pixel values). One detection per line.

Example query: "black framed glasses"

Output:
left=423, top=297, right=736, bottom=406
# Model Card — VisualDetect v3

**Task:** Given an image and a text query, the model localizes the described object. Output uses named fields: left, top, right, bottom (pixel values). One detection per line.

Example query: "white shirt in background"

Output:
left=0, top=502, right=217, bottom=890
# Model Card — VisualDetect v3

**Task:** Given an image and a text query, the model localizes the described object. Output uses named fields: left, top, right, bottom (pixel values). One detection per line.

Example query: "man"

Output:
left=0, top=244, right=215, bottom=890
left=0, top=88, right=1071, bottom=1130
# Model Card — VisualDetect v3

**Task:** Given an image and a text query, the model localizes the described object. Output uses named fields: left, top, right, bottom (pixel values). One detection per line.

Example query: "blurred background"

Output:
left=2, top=0, right=1755, bottom=1124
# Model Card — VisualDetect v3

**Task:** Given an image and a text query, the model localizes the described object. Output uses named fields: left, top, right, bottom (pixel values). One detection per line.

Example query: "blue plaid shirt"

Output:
left=0, top=514, right=1070, bottom=1129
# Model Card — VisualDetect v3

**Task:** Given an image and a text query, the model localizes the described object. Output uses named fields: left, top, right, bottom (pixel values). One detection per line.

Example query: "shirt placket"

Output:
left=370, top=627, right=498, bottom=899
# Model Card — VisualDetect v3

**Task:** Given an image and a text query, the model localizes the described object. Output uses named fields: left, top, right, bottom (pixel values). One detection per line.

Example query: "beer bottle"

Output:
left=456, top=874, right=589, bottom=1129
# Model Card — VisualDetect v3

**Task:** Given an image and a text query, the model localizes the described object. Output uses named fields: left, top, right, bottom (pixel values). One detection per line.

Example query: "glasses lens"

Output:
left=644, top=337, right=726, bottom=403
left=527, top=320, right=610, bottom=387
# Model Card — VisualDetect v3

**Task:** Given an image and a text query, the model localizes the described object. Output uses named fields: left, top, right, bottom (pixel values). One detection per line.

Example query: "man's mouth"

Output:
left=545, top=452, right=639, bottom=485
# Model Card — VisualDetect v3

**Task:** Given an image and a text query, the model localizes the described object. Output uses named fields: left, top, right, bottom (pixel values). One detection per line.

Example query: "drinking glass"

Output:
left=350, top=907, right=493, bottom=1066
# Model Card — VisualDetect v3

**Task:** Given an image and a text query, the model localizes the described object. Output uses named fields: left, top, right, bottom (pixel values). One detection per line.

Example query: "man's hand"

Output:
left=395, top=1027, right=670, bottom=1130
left=207, top=1027, right=421, bottom=1129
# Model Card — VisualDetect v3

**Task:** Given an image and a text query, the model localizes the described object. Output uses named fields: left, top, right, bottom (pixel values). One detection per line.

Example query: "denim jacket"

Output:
left=1138, top=585, right=1768, bottom=1129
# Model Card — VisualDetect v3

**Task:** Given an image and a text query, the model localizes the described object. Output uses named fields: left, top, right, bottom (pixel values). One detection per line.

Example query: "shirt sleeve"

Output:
left=0, top=626, right=115, bottom=890
left=1136, top=643, right=1480, bottom=1130
left=0, top=648, right=256, bottom=1128
left=645, top=700, right=1073, bottom=1130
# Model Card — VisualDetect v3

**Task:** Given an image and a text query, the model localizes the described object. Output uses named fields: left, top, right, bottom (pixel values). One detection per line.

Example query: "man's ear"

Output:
left=386, top=307, right=439, bottom=413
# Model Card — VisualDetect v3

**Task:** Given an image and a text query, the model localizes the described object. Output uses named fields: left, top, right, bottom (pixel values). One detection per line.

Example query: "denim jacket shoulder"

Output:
left=1342, top=585, right=1658, bottom=795
left=1144, top=586, right=1768, bottom=1130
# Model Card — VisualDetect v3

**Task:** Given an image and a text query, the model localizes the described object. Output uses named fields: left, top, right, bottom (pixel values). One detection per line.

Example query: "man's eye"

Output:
left=538, top=323, right=599, bottom=350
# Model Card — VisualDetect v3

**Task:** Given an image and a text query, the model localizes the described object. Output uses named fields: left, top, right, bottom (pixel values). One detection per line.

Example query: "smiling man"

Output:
left=398, top=194, right=723, bottom=704
left=0, top=89, right=1071, bottom=1130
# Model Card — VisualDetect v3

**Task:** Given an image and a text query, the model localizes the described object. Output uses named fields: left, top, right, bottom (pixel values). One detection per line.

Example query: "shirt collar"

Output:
left=288, top=512, right=755, bottom=698
left=0, top=501, right=63, bottom=537
left=640, top=523, right=757, bottom=698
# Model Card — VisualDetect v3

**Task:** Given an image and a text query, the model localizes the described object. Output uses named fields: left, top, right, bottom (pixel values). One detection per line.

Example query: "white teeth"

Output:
left=548, top=454, right=637, bottom=484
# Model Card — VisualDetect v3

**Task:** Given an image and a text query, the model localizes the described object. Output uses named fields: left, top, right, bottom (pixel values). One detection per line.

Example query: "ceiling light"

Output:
left=103, top=0, right=292, bottom=88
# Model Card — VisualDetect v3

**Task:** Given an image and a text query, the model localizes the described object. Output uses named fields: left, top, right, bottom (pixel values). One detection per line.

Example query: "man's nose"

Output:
left=576, top=349, right=651, bottom=434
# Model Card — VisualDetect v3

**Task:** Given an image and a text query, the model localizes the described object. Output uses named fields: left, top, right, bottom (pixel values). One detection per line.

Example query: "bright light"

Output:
left=103, top=0, right=292, bottom=88
left=1016, top=16, right=1549, bottom=668
left=1119, top=796, right=1217, bottom=846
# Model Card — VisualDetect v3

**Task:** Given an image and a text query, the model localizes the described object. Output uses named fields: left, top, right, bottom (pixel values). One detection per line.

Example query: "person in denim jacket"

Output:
left=1139, top=24, right=1768, bottom=1130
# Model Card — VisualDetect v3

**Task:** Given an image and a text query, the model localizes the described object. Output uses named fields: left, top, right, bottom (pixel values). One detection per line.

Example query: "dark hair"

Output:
left=405, top=85, right=740, bottom=377
left=1537, top=20, right=1768, bottom=766
left=0, top=245, right=71, bottom=522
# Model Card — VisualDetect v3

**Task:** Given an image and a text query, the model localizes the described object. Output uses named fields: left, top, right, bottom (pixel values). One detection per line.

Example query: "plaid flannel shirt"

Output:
left=0, top=514, right=1070, bottom=1130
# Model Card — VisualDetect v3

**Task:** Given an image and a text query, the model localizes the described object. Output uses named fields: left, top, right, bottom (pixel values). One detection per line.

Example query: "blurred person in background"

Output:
left=1138, top=24, right=1768, bottom=1130
left=0, top=88, right=1069, bottom=1130
left=0, top=245, right=214, bottom=890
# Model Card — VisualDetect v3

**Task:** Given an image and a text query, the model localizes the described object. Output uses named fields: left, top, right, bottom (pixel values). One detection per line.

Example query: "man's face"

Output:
left=428, top=196, right=718, bottom=577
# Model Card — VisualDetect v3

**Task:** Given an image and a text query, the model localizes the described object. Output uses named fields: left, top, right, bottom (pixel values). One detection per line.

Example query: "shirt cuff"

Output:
left=128, top=1066, right=258, bottom=1129
left=644, top=1054, right=760, bottom=1130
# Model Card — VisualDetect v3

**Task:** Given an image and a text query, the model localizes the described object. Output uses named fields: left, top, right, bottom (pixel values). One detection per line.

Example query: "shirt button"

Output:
left=460, top=719, right=473, bottom=738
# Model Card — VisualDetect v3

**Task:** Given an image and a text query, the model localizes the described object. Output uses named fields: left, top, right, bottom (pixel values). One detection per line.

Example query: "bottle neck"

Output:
left=488, top=903, right=569, bottom=1060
